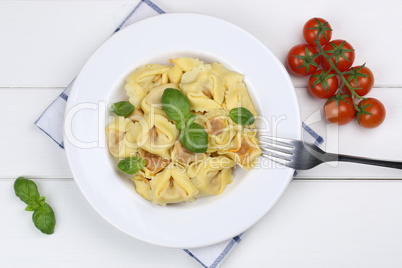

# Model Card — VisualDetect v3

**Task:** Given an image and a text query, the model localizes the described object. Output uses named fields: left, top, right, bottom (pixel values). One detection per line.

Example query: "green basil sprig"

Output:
left=162, top=88, right=208, bottom=153
left=110, top=101, right=135, bottom=117
left=229, top=107, right=255, bottom=126
left=181, top=123, right=209, bottom=153
left=118, top=157, right=146, bottom=174
left=14, top=177, right=56, bottom=235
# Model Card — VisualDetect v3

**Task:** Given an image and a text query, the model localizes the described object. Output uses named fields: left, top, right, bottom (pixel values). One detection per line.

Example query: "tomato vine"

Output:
left=286, top=17, right=385, bottom=128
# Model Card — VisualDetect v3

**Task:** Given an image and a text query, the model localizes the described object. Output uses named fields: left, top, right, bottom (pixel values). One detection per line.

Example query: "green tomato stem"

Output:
left=314, top=39, right=362, bottom=111
left=314, top=40, right=361, bottom=95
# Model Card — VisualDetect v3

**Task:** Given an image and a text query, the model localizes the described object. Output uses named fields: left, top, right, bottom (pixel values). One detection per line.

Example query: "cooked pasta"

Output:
left=150, top=164, right=199, bottom=205
left=106, top=57, right=261, bottom=205
left=106, top=116, right=138, bottom=158
left=187, top=156, right=235, bottom=197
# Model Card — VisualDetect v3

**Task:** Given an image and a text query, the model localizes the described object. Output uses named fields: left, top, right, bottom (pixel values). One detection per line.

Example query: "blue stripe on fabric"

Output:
left=114, top=0, right=144, bottom=33
left=34, top=90, right=68, bottom=148
left=183, top=249, right=208, bottom=268
left=60, top=92, right=68, bottom=101
left=35, top=124, right=64, bottom=149
left=183, top=233, right=243, bottom=268
left=35, top=78, right=74, bottom=127
left=142, top=0, right=165, bottom=14
left=232, top=235, right=242, bottom=243
left=302, top=122, right=324, bottom=146
left=210, top=238, right=240, bottom=268
left=114, top=0, right=165, bottom=33
left=34, top=92, right=68, bottom=127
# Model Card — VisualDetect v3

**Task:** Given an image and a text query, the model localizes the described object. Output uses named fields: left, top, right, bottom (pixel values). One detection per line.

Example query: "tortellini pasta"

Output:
left=171, top=141, right=207, bottom=168
left=187, top=156, right=235, bottom=197
left=225, top=82, right=257, bottom=116
left=224, top=128, right=262, bottom=170
left=180, top=64, right=225, bottom=112
left=200, top=109, right=239, bottom=153
left=106, top=57, right=262, bottom=205
left=106, top=116, right=138, bottom=158
left=140, top=83, right=179, bottom=117
left=210, top=62, right=244, bottom=89
left=170, top=57, right=203, bottom=72
left=139, top=148, right=171, bottom=177
left=150, top=164, right=199, bottom=205
left=127, top=113, right=179, bottom=158
left=125, top=64, right=171, bottom=107
left=132, top=174, right=152, bottom=201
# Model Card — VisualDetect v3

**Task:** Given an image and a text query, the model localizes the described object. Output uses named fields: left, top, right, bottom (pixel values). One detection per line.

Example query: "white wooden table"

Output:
left=2, top=1, right=402, bottom=267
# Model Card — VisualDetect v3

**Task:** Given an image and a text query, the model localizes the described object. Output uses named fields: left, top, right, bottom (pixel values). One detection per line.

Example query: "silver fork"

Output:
left=260, top=135, right=402, bottom=170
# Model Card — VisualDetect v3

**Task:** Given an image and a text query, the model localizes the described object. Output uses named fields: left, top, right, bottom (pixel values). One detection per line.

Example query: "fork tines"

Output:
left=259, top=135, right=295, bottom=167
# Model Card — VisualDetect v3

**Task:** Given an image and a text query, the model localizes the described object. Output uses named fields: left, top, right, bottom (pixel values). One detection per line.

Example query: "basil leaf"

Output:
left=25, top=196, right=46, bottom=211
left=32, top=203, right=56, bottom=235
left=25, top=204, right=39, bottom=212
left=37, top=196, right=46, bottom=206
left=229, top=107, right=255, bottom=126
left=110, top=101, right=135, bottom=117
left=14, top=177, right=40, bottom=206
left=176, top=120, right=186, bottom=130
left=180, top=123, right=208, bottom=153
left=162, top=88, right=190, bottom=125
left=118, top=157, right=146, bottom=174
left=176, top=113, right=197, bottom=130
left=185, top=113, right=197, bottom=125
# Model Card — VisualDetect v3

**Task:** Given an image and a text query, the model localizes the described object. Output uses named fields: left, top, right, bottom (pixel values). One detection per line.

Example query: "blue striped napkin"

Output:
left=35, top=1, right=323, bottom=267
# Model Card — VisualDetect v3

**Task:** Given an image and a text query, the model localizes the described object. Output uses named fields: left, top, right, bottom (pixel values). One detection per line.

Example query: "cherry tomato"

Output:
left=324, top=96, right=356, bottom=125
left=356, top=98, right=386, bottom=128
left=303, top=18, right=333, bottom=46
left=321, top=40, right=355, bottom=71
left=286, top=44, right=320, bottom=76
left=308, top=69, right=338, bottom=99
left=343, top=65, right=374, bottom=97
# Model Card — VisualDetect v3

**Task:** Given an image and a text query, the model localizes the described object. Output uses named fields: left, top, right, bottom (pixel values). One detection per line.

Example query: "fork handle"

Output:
left=325, top=153, right=402, bottom=169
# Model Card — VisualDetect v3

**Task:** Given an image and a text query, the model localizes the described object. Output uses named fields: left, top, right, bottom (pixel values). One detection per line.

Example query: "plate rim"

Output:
left=64, top=12, right=302, bottom=248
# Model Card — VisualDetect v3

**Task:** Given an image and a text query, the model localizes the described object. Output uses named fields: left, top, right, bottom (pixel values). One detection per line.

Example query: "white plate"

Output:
left=64, top=13, right=301, bottom=248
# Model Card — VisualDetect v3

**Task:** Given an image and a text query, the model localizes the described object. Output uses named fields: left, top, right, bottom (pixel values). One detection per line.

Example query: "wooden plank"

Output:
left=0, top=0, right=138, bottom=87
left=1, top=87, right=401, bottom=179
left=0, top=0, right=401, bottom=87
left=0, top=88, right=72, bottom=179
left=2, top=178, right=402, bottom=267
left=0, top=179, right=198, bottom=268
left=224, top=179, right=402, bottom=267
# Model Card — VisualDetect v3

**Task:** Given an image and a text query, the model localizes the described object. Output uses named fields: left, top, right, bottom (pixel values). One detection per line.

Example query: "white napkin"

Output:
left=34, top=1, right=323, bottom=267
